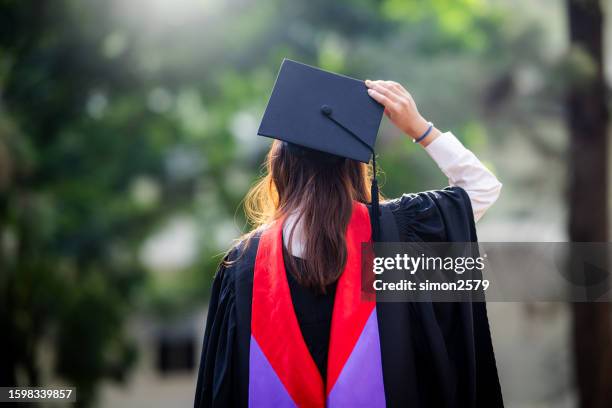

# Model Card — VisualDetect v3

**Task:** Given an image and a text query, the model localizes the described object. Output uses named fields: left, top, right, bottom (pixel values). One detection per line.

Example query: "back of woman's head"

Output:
left=244, top=140, right=373, bottom=293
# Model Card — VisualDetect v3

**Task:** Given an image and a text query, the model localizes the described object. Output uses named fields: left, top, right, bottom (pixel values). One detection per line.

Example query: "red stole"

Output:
left=251, top=202, right=375, bottom=406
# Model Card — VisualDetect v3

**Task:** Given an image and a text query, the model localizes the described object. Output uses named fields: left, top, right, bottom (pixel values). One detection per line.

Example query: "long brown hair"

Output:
left=243, top=140, right=374, bottom=293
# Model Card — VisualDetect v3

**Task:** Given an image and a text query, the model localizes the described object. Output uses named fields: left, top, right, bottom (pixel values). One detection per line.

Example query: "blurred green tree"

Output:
left=0, top=0, right=236, bottom=403
left=0, top=1, right=169, bottom=404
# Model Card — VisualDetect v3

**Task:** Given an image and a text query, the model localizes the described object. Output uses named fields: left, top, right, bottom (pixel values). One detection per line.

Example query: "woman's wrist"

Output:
left=405, top=117, right=440, bottom=147
left=404, top=116, right=430, bottom=140
left=418, top=127, right=440, bottom=147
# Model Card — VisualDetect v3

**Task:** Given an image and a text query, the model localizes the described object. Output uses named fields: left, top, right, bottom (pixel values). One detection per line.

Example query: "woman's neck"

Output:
left=283, top=211, right=306, bottom=258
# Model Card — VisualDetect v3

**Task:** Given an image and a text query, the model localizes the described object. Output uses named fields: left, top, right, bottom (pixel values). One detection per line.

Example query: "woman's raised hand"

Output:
left=365, top=80, right=439, bottom=146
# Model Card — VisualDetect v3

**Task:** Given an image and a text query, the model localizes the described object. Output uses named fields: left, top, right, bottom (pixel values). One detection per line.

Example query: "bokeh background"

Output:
left=1, top=0, right=611, bottom=407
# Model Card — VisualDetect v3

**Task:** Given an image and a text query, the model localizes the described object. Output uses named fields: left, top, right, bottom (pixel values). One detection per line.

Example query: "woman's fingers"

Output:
left=383, top=81, right=407, bottom=98
left=364, top=78, right=427, bottom=139
left=366, top=81, right=404, bottom=114
left=365, top=80, right=400, bottom=103
left=368, top=80, right=406, bottom=99
left=367, top=87, right=395, bottom=109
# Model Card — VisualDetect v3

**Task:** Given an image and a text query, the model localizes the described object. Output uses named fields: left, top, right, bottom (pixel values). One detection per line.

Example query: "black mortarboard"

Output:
left=257, top=59, right=384, bottom=240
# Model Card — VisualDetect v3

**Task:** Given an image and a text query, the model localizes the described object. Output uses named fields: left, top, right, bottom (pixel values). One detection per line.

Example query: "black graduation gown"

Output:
left=194, top=186, right=504, bottom=407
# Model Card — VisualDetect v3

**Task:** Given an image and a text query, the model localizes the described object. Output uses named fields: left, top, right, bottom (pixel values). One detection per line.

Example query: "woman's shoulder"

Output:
left=385, top=186, right=468, bottom=214
left=383, top=186, right=472, bottom=241
left=215, top=228, right=265, bottom=284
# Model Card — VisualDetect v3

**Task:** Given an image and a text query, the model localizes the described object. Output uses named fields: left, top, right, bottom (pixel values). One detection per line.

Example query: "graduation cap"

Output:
left=258, top=59, right=384, bottom=240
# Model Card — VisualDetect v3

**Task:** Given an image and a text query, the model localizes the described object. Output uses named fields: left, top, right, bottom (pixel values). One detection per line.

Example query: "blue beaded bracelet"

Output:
left=414, top=122, right=434, bottom=144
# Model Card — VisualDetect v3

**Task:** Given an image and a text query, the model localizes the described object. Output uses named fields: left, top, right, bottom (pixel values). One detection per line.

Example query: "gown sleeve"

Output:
left=387, top=185, right=477, bottom=243
left=194, top=251, right=238, bottom=408
left=383, top=186, right=504, bottom=407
